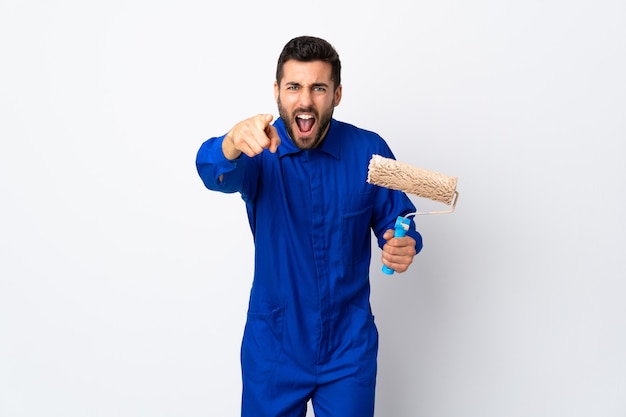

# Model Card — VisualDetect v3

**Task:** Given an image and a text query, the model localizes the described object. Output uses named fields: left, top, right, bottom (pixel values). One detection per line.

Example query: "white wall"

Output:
left=1, top=1, right=624, bottom=416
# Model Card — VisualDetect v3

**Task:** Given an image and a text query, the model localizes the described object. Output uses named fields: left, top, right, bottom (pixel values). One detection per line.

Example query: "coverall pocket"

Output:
left=341, top=191, right=374, bottom=274
left=347, top=304, right=379, bottom=386
left=241, top=305, right=285, bottom=383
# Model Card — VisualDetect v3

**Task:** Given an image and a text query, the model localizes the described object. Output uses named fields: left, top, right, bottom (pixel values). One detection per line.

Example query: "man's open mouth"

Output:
left=296, top=114, right=315, bottom=134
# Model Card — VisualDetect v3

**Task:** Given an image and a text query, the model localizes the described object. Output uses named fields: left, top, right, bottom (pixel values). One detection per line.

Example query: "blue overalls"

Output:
left=196, top=118, right=422, bottom=417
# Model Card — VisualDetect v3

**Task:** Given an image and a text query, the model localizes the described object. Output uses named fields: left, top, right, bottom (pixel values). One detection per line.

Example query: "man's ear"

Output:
left=334, top=84, right=342, bottom=107
left=274, top=81, right=279, bottom=102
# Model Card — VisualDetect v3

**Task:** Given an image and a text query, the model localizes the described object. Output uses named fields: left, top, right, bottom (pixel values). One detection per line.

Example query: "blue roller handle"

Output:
left=382, top=216, right=411, bottom=275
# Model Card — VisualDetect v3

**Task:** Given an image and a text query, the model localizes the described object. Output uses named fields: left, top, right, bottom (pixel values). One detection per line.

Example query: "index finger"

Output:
left=265, top=124, right=281, bottom=153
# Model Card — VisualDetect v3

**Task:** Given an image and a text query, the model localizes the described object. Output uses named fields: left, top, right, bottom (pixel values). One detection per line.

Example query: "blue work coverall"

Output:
left=196, top=117, right=423, bottom=417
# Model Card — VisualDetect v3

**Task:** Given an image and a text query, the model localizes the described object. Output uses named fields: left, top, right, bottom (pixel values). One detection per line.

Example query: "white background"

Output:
left=1, top=1, right=625, bottom=416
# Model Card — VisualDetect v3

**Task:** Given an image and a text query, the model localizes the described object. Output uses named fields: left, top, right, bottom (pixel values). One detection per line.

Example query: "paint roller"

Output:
left=367, top=154, right=459, bottom=274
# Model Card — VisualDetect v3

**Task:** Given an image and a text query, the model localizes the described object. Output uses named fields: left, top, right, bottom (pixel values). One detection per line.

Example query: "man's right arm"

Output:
left=196, top=135, right=245, bottom=193
left=195, top=113, right=281, bottom=193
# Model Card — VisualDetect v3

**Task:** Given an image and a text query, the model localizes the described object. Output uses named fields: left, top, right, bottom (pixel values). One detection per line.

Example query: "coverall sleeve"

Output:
left=372, top=190, right=423, bottom=255
left=195, top=135, right=247, bottom=194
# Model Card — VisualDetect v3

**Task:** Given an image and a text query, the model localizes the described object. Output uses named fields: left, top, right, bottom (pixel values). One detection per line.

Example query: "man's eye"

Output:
left=313, top=87, right=326, bottom=92
left=287, top=85, right=299, bottom=91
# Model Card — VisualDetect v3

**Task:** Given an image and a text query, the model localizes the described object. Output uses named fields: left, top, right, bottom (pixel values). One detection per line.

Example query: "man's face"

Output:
left=274, top=60, right=342, bottom=150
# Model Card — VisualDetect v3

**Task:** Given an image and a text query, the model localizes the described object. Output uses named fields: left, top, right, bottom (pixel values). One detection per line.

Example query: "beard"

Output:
left=277, top=96, right=335, bottom=150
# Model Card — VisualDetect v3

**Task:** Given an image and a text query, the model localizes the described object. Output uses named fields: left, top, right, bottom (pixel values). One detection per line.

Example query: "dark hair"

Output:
left=276, top=36, right=341, bottom=90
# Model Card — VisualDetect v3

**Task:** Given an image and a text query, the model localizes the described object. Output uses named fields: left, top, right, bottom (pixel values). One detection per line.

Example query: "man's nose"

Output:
left=298, top=89, right=313, bottom=107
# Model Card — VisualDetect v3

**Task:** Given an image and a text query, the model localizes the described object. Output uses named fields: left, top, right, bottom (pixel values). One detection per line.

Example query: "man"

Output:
left=196, top=35, right=422, bottom=417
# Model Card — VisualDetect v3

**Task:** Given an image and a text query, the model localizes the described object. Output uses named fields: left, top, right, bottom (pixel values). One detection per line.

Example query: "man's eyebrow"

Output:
left=285, top=81, right=330, bottom=87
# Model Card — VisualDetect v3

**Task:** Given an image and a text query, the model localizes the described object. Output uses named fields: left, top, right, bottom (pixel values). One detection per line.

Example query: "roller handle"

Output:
left=382, top=216, right=411, bottom=275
